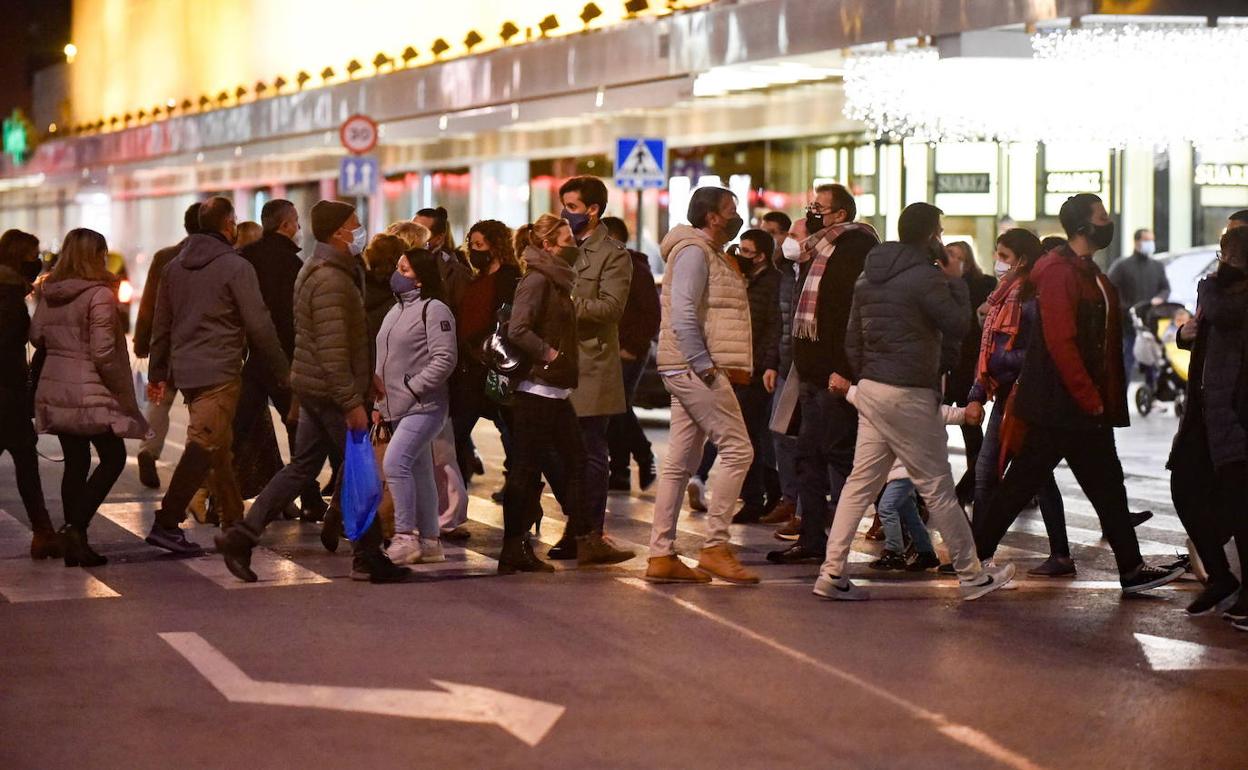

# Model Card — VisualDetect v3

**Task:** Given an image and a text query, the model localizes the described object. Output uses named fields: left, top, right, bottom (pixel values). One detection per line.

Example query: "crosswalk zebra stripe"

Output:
left=0, top=509, right=120, bottom=603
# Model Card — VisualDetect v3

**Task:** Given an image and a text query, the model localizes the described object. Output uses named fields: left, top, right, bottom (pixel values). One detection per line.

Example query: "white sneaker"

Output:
left=385, top=532, right=422, bottom=565
left=686, top=478, right=707, bottom=513
left=813, top=574, right=869, bottom=601
left=959, top=562, right=1016, bottom=601
left=418, top=537, right=445, bottom=563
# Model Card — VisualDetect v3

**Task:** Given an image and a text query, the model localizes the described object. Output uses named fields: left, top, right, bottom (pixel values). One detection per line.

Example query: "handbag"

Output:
left=481, top=302, right=528, bottom=406
left=370, top=421, right=396, bottom=539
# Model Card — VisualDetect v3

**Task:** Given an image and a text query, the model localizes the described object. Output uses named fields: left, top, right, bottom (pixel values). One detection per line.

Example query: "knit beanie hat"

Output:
left=310, top=200, right=355, bottom=243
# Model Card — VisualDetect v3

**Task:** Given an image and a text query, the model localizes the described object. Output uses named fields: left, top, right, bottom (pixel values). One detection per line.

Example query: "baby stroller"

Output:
left=1131, top=301, right=1190, bottom=417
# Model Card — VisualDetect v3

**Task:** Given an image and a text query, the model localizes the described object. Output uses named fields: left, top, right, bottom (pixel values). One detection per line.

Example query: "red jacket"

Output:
left=1016, top=246, right=1128, bottom=429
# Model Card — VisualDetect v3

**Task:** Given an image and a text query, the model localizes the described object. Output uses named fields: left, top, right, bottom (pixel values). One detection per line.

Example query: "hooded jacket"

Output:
left=844, top=241, right=970, bottom=391
left=509, top=246, right=579, bottom=390
left=291, top=241, right=372, bottom=411
left=150, top=232, right=288, bottom=392
left=375, top=285, right=457, bottom=422
left=30, top=278, right=148, bottom=438
left=0, top=266, right=33, bottom=414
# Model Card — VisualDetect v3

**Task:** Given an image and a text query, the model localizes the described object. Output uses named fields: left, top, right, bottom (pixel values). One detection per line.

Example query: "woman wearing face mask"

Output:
left=0, top=229, right=57, bottom=559
left=499, top=215, right=632, bottom=573
left=1168, top=227, right=1248, bottom=625
left=450, top=220, right=521, bottom=483
left=30, top=228, right=149, bottom=568
left=967, top=228, right=1071, bottom=576
left=375, top=249, right=458, bottom=565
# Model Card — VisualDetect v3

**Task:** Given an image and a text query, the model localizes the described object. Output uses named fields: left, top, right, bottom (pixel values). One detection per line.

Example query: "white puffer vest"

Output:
left=656, top=225, right=751, bottom=374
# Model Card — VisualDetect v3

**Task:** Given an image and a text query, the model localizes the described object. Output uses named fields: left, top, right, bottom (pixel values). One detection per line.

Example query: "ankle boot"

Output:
left=62, top=525, right=107, bottom=568
left=157, top=443, right=215, bottom=529
left=320, top=507, right=342, bottom=553
left=498, top=535, right=554, bottom=575
left=29, top=507, right=63, bottom=559
left=577, top=532, right=635, bottom=566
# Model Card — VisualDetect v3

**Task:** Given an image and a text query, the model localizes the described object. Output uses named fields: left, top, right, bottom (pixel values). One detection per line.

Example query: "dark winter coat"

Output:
left=1015, top=246, right=1129, bottom=431
left=617, top=249, right=660, bottom=361
left=30, top=278, right=148, bottom=438
left=150, top=232, right=288, bottom=392
left=239, top=231, right=302, bottom=360
left=1167, top=267, right=1248, bottom=470
left=844, top=241, right=970, bottom=392
left=745, top=261, right=781, bottom=378
left=776, top=257, right=799, bottom=374
left=509, top=246, right=579, bottom=390
left=946, top=272, right=997, bottom=406
left=0, top=266, right=33, bottom=415
left=793, top=228, right=879, bottom=385
left=1107, top=251, right=1169, bottom=325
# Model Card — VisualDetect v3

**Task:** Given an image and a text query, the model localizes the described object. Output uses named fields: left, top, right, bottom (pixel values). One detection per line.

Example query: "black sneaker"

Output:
left=905, top=551, right=941, bottom=572
left=1128, top=510, right=1154, bottom=527
left=1121, top=563, right=1185, bottom=595
left=731, top=504, right=767, bottom=524
left=214, top=529, right=257, bottom=583
left=869, top=549, right=907, bottom=571
left=1186, top=577, right=1240, bottom=616
left=351, top=550, right=412, bottom=583
left=145, top=523, right=204, bottom=555
left=1223, top=593, right=1248, bottom=622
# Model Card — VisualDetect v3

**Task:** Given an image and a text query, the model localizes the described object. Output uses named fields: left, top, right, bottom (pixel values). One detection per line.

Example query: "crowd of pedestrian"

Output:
left=1, top=180, right=1244, bottom=629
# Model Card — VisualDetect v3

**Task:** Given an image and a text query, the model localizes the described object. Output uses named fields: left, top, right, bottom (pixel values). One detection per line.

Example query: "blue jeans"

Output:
left=974, top=392, right=1068, bottom=557
left=384, top=406, right=447, bottom=537
left=878, top=478, right=934, bottom=555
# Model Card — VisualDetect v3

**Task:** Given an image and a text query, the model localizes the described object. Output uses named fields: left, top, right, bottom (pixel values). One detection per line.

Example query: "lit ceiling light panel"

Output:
left=844, top=23, right=1248, bottom=148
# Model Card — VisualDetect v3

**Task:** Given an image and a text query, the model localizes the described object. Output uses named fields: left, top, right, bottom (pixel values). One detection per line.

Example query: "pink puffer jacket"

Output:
left=30, top=278, right=148, bottom=439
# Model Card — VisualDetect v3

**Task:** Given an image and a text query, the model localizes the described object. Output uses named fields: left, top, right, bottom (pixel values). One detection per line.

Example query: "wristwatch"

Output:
left=697, top=367, right=719, bottom=386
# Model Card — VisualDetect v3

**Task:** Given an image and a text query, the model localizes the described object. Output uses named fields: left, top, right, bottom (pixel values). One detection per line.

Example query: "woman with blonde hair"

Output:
left=498, top=214, right=632, bottom=572
left=30, top=228, right=148, bottom=567
left=385, top=220, right=430, bottom=251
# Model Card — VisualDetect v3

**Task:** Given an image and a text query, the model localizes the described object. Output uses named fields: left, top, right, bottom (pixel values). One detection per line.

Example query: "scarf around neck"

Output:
left=793, top=221, right=879, bottom=341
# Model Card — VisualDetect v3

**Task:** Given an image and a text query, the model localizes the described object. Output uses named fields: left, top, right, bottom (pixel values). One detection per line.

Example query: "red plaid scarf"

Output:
left=793, top=222, right=879, bottom=341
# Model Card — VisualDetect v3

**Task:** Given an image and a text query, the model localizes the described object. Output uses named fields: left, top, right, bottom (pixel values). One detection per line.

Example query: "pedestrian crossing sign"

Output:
left=614, top=137, right=667, bottom=190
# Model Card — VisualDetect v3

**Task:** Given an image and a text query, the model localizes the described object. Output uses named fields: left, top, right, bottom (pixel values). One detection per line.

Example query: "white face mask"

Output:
left=1138, top=239, right=1156, bottom=257
left=781, top=237, right=801, bottom=261
left=349, top=225, right=367, bottom=256
left=994, top=260, right=1010, bottom=279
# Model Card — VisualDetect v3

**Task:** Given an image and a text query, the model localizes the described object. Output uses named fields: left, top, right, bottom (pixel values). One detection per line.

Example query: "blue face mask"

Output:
left=349, top=226, right=368, bottom=256
left=560, top=209, right=591, bottom=237
left=389, top=270, right=418, bottom=295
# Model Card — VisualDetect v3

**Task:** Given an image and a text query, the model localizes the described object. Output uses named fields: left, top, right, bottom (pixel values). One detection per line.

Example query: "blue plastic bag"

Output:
left=340, top=428, right=381, bottom=541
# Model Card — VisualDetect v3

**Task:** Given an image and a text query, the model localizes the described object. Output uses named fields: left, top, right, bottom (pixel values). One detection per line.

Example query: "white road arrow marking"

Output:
left=159, top=632, right=564, bottom=746
left=1134, top=633, right=1248, bottom=673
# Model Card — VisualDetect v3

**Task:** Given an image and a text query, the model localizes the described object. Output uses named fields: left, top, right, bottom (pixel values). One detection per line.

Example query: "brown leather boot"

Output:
left=697, top=544, right=760, bottom=584
left=644, top=554, right=710, bottom=584
left=30, top=527, right=63, bottom=560
left=760, top=499, right=796, bottom=525
left=576, top=532, right=635, bottom=566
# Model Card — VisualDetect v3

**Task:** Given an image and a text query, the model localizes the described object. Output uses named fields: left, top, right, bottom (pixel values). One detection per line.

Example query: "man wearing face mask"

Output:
left=973, top=193, right=1186, bottom=596
left=545, top=176, right=634, bottom=561
left=646, top=186, right=757, bottom=585
left=413, top=206, right=469, bottom=312
left=218, top=200, right=410, bottom=583
left=146, top=196, right=290, bottom=552
left=234, top=199, right=327, bottom=522
left=758, top=211, right=803, bottom=528
left=1107, top=227, right=1169, bottom=380
left=768, top=184, right=880, bottom=565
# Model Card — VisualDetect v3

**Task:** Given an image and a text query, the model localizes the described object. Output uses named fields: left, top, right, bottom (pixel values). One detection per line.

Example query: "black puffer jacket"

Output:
left=845, top=241, right=970, bottom=392
left=746, top=262, right=781, bottom=378
left=0, top=266, right=32, bottom=415
left=776, top=258, right=799, bottom=373
left=1167, top=267, right=1248, bottom=471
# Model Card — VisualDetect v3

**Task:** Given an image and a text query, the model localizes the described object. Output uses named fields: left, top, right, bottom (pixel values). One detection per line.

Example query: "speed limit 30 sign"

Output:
left=340, top=114, right=379, bottom=155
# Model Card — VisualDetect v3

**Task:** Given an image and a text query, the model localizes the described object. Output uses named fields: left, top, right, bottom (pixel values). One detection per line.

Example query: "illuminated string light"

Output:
left=844, top=24, right=1248, bottom=148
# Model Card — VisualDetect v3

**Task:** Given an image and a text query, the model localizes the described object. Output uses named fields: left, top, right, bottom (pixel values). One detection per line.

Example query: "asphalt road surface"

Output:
left=2, top=394, right=1246, bottom=769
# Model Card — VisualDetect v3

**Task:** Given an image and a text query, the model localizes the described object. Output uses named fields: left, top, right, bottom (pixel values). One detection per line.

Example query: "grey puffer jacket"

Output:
left=375, top=288, right=457, bottom=422
left=845, top=241, right=970, bottom=392
left=30, top=278, right=148, bottom=438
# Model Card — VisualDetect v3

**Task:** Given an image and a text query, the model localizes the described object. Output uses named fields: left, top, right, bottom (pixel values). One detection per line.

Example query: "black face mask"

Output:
left=1088, top=222, right=1115, bottom=251
left=558, top=246, right=580, bottom=267
left=468, top=249, right=492, bottom=271
left=734, top=254, right=753, bottom=274
left=805, top=212, right=825, bottom=236
left=721, top=215, right=744, bottom=242
left=20, top=259, right=42, bottom=283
